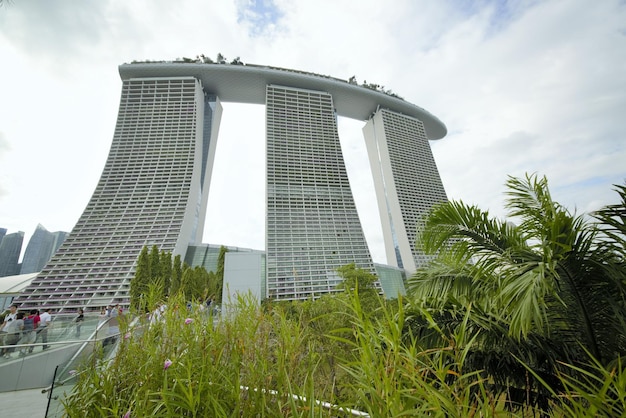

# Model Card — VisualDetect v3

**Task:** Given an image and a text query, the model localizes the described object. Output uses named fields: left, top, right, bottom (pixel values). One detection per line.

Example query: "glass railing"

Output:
left=0, top=314, right=128, bottom=416
left=44, top=325, right=122, bottom=417
left=45, top=316, right=143, bottom=417
left=0, top=315, right=110, bottom=363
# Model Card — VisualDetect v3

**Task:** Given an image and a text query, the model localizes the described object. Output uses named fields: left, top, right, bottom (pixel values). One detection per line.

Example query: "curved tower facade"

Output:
left=16, top=62, right=447, bottom=311
left=16, top=76, right=222, bottom=311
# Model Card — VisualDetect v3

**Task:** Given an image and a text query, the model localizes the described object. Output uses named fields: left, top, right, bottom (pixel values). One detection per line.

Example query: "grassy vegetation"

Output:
left=62, top=175, right=625, bottom=416
left=61, top=291, right=625, bottom=417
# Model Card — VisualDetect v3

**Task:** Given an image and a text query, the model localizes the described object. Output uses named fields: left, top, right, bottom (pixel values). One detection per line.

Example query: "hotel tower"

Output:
left=16, top=61, right=447, bottom=311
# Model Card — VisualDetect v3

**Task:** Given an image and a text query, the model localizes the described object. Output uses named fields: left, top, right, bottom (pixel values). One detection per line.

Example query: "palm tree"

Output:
left=405, top=173, right=626, bottom=411
left=592, top=183, right=626, bottom=301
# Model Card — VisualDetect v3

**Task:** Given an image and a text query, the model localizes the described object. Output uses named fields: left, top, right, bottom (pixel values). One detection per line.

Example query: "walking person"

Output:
left=104, top=304, right=120, bottom=347
left=75, top=308, right=84, bottom=338
left=38, top=308, right=52, bottom=350
left=0, top=304, right=18, bottom=349
left=19, top=309, right=40, bottom=355
left=2, top=312, right=24, bottom=358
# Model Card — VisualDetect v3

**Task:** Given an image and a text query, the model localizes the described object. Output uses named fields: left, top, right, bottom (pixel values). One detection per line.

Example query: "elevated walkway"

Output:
left=0, top=314, right=123, bottom=416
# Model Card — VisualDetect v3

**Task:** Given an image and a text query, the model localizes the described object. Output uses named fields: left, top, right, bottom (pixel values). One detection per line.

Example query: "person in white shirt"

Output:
left=0, top=304, right=18, bottom=349
left=38, top=308, right=52, bottom=350
left=1, top=304, right=18, bottom=326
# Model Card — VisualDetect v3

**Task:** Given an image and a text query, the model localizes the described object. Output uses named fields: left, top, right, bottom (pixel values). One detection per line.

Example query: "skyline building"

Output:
left=20, top=224, right=68, bottom=274
left=0, top=226, right=69, bottom=277
left=51, top=231, right=69, bottom=256
left=20, top=224, right=54, bottom=274
left=15, top=61, right=448, bottom=312
left=0, top=231, right=24, bottom=277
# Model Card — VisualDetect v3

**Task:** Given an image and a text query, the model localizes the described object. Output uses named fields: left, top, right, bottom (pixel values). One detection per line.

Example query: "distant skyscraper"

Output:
left=15, top=61, right=447, bottom=311
left=20, top=224, right=68, bottom=274
left=0, top=228, right=6, bottom=243
left=0, top=231, right=24, bottom=277
left=20, top=224, right=54, bottom=274
left=363, top=109, right=448, bottom=272
left=51, top=231, right=69, bottom=254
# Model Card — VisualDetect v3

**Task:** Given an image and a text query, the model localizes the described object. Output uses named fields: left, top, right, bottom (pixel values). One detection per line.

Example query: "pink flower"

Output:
left=164, top=359, right=172, bottom=370
left=184, top=318, right=193, bottom=324
left=123, top=411, right=131, bottom=418
left=124, top=332, right=131, bottom=340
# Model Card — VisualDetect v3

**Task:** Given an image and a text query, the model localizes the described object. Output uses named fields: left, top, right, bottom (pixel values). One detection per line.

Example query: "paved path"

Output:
left=0, top=387, right=51, bottom=416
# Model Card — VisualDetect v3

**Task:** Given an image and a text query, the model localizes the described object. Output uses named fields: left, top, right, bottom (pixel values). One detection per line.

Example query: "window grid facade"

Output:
left=14, top=64, right=448, bottom=310
left=15, top=77, right=214, bottom=312
left=266, top=85, right=377, bottom=300
left=364, top=108, right=448, bottom=272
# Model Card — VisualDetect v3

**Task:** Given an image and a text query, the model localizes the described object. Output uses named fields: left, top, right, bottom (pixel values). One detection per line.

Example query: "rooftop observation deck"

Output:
left=119, top=62, right=447, bottom=140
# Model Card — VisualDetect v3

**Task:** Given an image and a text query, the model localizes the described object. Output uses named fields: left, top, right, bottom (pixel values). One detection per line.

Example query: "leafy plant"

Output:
left=406, top=173, right=626, bottom=413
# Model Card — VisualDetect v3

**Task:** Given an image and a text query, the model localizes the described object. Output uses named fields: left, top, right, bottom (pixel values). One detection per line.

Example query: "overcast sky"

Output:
left=1, top=0, right=625, bottom=264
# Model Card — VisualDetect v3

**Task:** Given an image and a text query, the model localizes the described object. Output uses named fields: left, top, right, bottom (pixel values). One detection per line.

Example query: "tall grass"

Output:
left=63, top=293, right=343, bottom=416
left=61, top=291, right=624, bottom=417
left=525, top=353, right=626, bottom=417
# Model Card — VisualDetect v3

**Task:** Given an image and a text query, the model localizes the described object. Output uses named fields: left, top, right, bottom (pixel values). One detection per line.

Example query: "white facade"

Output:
left=266, top=85, right=377, bottom=300
left=222, top=252, right=266, bottom=304
left=16, top=77, right=222, bottom=311
left=363, top=108, right=448, bottom=273
left=15, top=63, right=447, bottom=311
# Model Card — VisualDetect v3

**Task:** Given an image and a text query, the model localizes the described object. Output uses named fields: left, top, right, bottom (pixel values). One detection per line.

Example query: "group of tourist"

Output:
left=0, top=301, right=155, bottom=359
left=0, top=304, right=52, bottom=358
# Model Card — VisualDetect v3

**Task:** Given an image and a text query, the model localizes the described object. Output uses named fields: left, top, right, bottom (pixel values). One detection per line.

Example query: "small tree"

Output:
left=194, top=266, right=211, bottom=301
left=170, top=255, right=183, bottom=295
left=214, top=246, right=228, bottom=302
left=130, top=246, right=151, bottom=311
left=180, top=266, right=194, bottom=301
left=206, top=271, right=218, bottom=301
left=149, top=245, right=161, bottom=280
left=160, top=250, right=172, bottom=298
left=336, top=263, right=382, bottom=316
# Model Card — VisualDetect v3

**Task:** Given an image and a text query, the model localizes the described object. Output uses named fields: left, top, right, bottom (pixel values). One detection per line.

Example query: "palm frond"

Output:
left=418, top=199, right=528, bottom=264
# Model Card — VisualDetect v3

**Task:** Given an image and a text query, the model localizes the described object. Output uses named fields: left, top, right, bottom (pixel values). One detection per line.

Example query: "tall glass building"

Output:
left=15, top=61, right=447, bottom=312
left=0, top=231, right=24, bottom=277
left=20, top=224, right=67, bottom=274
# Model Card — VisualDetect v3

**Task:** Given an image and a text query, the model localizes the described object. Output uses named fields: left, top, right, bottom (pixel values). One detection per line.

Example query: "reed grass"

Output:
left=61, top=290, right=624, bottom=417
